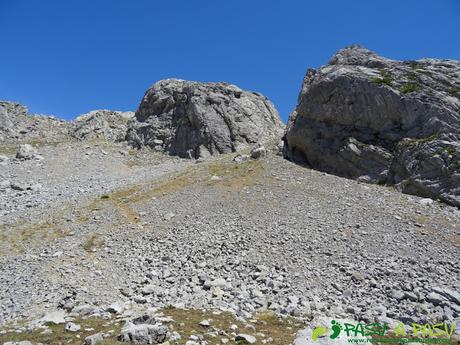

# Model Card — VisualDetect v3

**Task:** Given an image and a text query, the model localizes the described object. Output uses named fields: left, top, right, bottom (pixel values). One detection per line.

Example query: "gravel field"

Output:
left=1, top=142, right=459, bottom=343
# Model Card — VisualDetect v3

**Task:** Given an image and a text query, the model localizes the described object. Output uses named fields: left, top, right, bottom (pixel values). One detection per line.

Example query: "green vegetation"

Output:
left=448, top=87, right=460, bottom=95
left=100, top=194, right=110, bottom=199
left=163, top=308, right=305, bottom=345
left=403, top=135, right=437, bottom=147
left=0, top=309, right=305, bottom=345
left=371, top=69, right=394, bottom=87
left=407, top=72, right=417, bottom=81
left=399, top=82, right=421, bottom=94
left=435, top=146, right=458, bottom=156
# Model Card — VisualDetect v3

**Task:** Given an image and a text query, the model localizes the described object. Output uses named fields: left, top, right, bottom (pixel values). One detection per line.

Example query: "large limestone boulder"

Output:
left=127, top=79, right=284, bottom=158
left=71, top=110, right=135, bottom=142
left=284, top=45, right=460, bottom=207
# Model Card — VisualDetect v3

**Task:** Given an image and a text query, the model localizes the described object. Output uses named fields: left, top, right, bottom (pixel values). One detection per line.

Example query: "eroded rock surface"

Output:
left=72, top=110, right=135, bottom=142
left=0, top=101, right=70, bottom=144
left=284, top=45, right=460, bottom=206
left=127, top=79, right=284, bottom=158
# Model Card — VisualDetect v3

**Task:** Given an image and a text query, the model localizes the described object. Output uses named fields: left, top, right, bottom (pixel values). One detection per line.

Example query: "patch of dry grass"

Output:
left=0, top=317, right=123, bottom=345
left=0, top=218, right=70, bottom=255
left=163, top=307, right=304, bottom=345
left=83, top=234, right=105, bottom=252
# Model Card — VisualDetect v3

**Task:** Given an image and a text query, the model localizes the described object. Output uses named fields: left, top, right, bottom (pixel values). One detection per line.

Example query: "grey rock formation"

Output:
left=1, top=101, right=135, bottom=145
left=127, top=79, right=284, bottom=158
left=0, top=101, right=70, bottom=144
left=72, top=110, right=134, bottom=142
left=284, top=45, right=460, bottom=207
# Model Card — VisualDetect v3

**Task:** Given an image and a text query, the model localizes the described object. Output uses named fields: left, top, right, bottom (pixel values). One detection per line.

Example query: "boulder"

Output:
left=85, top=333, right=104, bottom=345
left=284, top=45, right=460, bottom=207
left=118, top=322, right=168, bottom=344
left=250, top=145, right=266, bottom=159
left=16, top=144, right=37, bottom=160
left=127, top=79, right=284, bottom=159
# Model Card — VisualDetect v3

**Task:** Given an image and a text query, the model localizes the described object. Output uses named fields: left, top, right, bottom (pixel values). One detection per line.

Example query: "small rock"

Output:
left=39, top=310, right=66, bottom=324
left=418, top=198, right=434, bottom=206
left=250, top=145, right=266, bottom=159
left=426, top=292, right=445, bottom=305
left=85, top=332, right=104, bottom=345
left=106, top=301, right=125, bottom=314
left=233, top=154, right=250, bottom=163
left=235, top=334, right=257, bottom=344
left=199, top=319, right=210, bottom=327
left=163, top=212, right=176, bottom=221
left=65, top=322, right=81, bottom=332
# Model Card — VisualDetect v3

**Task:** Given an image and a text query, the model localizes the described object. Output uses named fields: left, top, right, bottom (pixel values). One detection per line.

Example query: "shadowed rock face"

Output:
left=127, top=79, right=284, bottom=158
left=284, top=45, right=460, bottom=207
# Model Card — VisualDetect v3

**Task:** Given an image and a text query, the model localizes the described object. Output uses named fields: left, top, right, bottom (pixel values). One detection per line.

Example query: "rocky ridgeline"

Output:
left=0, top=102, right=69, bottom=144
left=0, top=102, right=136, bottom=147
left=127, top=79, right=284, bottom=158
left=284, top=45, right=460, bottom=207
left=1, top=80, right=284, bottom=160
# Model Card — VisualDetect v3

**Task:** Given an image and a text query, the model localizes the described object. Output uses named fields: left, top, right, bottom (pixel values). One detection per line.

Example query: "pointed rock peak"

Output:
left=329, top=45, right=391, bottom=68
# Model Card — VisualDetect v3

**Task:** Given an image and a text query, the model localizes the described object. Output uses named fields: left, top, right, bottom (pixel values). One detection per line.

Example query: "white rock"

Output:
left=39, top=310, right=66, bottom=325
left=418, top=198, right=434, bottom=206
left=85, top=332, right=104, bottom=345
left=106, top=301, right=125, bottom=314
left=65, top=322, right=81, bottom=332
left=16, top=144, right=37, bottom=160
left=199, top=319, right=211, bottom=327
left=235, top=334, right=257, bottom=344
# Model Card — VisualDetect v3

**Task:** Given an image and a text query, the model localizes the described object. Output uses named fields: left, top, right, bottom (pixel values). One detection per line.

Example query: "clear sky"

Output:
left=1, top=0, right=459, bottom=122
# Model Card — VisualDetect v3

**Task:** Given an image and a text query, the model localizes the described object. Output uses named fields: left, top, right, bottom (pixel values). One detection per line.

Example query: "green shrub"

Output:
left=407, top=73, right=417, bottom=81
left=399, top=82, right=421, bottom=94
left=448, top=87, right=460, bottom=95
left=371, top=70, right=394, bottom=87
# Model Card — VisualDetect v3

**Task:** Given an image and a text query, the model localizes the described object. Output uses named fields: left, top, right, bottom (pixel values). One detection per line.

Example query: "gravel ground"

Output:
left=0, top=142, right=459, bottom=334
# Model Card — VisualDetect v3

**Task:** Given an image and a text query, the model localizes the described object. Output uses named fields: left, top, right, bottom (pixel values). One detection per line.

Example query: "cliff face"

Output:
left=127, top=79, right=284, bottom=159
left=284, top=45, right=460, bottom=206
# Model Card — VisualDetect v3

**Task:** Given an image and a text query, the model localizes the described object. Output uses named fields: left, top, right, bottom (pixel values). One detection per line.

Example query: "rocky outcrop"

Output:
left=0, top=101, right=70, bottom=144
left=127, top=79, right=284, bottom=158
left=284, top=45, right=460, bottom=207
left=0, top=101, right=136, bottom=145
left=72, top=110, right=135, bottom=142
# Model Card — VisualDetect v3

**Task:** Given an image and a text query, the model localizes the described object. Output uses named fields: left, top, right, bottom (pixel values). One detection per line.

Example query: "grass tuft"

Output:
left=399, top=82, right=421, bottom=94
left=83, top=234, right=105, bottom=252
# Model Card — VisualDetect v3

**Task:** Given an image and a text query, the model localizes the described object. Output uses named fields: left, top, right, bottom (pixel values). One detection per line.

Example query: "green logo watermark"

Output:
left=311, top=320, right=455, bottom=343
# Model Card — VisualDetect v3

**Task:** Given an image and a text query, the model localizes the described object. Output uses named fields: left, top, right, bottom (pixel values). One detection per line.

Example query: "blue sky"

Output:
left=1, top=1, right=459, bottom=122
